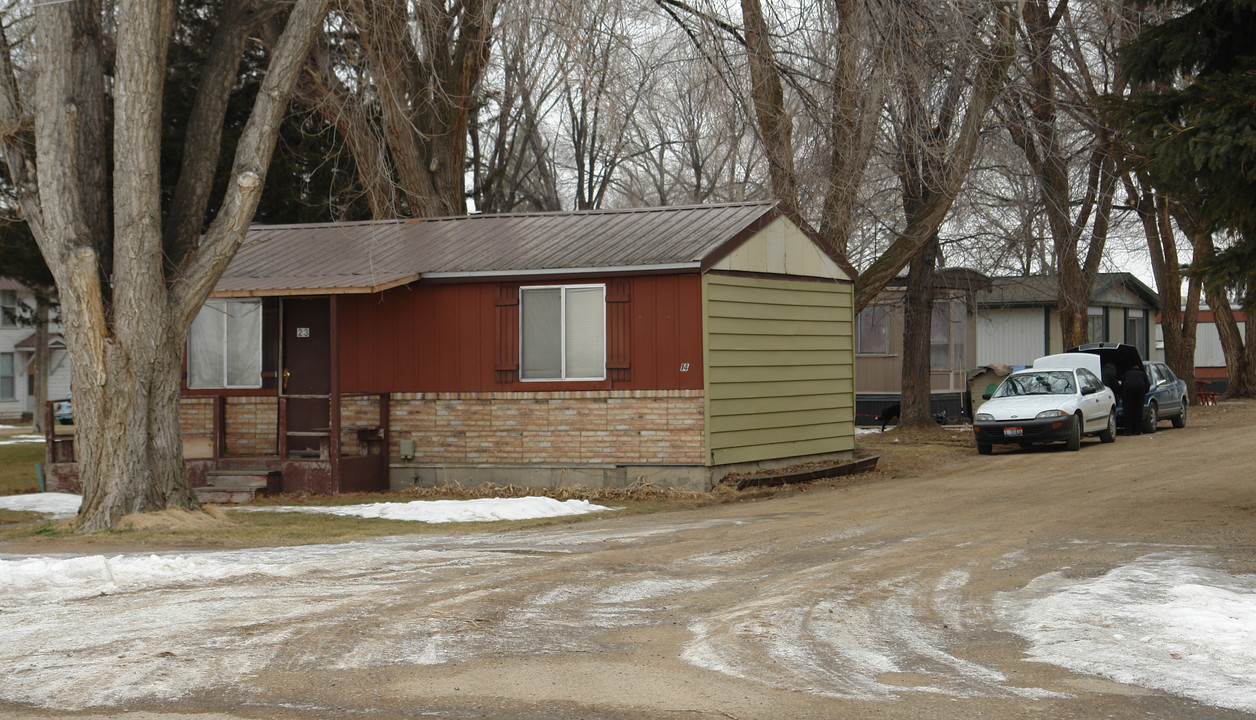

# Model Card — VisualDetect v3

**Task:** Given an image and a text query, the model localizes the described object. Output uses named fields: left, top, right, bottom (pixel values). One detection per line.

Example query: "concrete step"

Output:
left=195, top=487, right=264, bottom=504
left=197, top=469, right=279, bottom=504
left=204, top=470, right=277, bottom=490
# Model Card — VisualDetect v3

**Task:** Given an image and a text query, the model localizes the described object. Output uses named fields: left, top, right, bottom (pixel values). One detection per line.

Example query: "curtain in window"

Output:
left=521, top=288, right=562, bottom=379
left=188, top=300, right=262, bottom=388
left=225, top=301, right=262, bottom=386
left=565, top=287, right=605, bottom=378
left=188, top=306, right=226, bottom=388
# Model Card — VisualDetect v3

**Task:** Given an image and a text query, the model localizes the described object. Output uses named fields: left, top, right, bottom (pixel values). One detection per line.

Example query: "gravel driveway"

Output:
left=3, top=401, right=1254, bottom=720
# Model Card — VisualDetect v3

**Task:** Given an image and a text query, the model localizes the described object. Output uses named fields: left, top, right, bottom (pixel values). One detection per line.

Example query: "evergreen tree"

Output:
left=1116, top=0, right=1256, bottom=305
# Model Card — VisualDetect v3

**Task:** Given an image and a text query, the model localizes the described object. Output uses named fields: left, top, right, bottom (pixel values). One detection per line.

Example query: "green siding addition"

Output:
left=703, top=274, right=855, bottom=466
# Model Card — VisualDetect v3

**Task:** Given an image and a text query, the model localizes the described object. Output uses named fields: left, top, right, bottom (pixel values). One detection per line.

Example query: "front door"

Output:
left=282, top=298, right=330, bottom=456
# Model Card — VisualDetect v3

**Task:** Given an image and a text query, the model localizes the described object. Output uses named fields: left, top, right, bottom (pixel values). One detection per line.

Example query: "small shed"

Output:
left=44, top=202, right=859, bottom=494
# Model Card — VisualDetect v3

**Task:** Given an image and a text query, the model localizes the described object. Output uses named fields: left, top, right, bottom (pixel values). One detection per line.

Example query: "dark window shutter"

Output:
left=494, top=286, right=519, bottom=383
left=606, top=280, right=630, bottom=382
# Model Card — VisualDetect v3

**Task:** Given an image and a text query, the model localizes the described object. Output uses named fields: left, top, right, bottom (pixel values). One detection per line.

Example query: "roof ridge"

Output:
left=245, top=200, right=781, bottom=232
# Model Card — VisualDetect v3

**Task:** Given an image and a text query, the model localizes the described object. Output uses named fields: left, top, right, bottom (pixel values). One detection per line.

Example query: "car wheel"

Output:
left=1172, top=399, right=1187, bottom=428
left=1066, top=414, right=1082, bottom=451
left=1100, top=410, right=1116, bottom=443
left=977, top=442, right=992, bottom=455
left=1143, top=402, right=1158, bottom=434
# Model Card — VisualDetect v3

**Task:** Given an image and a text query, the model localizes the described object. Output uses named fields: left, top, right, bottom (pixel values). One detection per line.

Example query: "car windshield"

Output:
left=993, top=371, right=1076, bottom=397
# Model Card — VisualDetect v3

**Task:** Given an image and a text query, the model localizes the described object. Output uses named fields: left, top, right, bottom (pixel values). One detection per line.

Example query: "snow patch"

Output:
left=232, top=496, right=614, bottom=523
left=0, top=492, right=81, bottom=519
left=999, top=552, right=1256, bottom=713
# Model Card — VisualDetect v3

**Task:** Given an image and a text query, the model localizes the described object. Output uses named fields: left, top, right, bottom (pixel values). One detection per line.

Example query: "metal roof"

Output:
left=214, top=202, right=846, bottom=296
left=978, top=273, right=1160, bottom=310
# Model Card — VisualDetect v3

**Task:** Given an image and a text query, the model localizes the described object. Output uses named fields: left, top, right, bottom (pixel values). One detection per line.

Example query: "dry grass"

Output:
left=856, top=424, right=977, bottom=479
left=117, top=505, right=234, bottom=531
left=0, top=438, right=44, bottom=496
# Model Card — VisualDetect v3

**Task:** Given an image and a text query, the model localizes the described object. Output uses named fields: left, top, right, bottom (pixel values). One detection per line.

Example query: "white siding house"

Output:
left=0, top=278, right=72, bottom=423
left=1154, top=303, right=1247, bottom=393
left=976, top=273, right=1160, bottom=368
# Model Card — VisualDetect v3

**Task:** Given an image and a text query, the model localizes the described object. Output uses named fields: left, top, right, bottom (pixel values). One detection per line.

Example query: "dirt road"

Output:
left=3, top=402, right=1255, bottom=719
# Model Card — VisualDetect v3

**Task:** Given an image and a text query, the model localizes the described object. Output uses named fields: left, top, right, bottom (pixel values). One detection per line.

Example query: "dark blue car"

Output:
left=1067, top=343, right=1188, bottom=432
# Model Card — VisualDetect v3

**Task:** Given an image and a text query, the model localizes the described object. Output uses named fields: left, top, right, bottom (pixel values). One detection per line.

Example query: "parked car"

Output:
left=54, top=392, right=72, bottom=425
left=1067, top=343, right=1188, bottom=432
left=973, top=353, right=1117, bottom=454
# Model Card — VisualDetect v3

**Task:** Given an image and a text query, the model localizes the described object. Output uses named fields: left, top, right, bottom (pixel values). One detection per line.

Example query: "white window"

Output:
left=187, top=300, right=263, bottom=388
left=1126, top=309, right=1147, bottom=357
left=0, top=352, right=14, bottom=399
left=931, top=300, right=966, bottom=371
left=0, top=290, right=16, bottom=327
left=855, top=305, right=890, bottom=355
left=1088, top=306, right=1105, bottom=342
left=520, top=285, right=605, bottom=381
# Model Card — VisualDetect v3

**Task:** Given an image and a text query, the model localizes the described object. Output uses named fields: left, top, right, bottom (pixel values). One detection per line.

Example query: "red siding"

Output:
left=338, top=275, right=704, bottom=393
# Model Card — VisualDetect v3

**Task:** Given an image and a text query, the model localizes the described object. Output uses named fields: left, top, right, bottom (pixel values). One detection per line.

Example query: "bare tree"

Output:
left=1172, top=207, right=1256, bottom=399
left=470, top=1, right=565, bottom=213
left=656, top=0, right=1017, bottom=314
left=1122, top=174, right=1202, bottom=399
left=0, top=0, right=330, bottom=530
left=999, top=0, right=1134, bottom=348
left=294, top=0, right=499, bottom=219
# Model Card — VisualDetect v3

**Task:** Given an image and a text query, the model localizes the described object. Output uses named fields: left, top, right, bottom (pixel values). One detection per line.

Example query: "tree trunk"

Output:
left=1172, top=206, right=1253, bottom=400
left=900, top=237, right=940, bottom=429
left=1206, top=285, right=1256, bottom=399
left=740, top=0, right=798, bottom=211
left=73, top=322, right=194, bottom=531
left=3, top=0, right=331, bottom=530
left=1140, top=190, right=1199, bottom=400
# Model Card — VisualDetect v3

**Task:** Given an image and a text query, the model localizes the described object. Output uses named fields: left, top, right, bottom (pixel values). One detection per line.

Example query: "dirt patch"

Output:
left=117, top=505, right=234, bottom=532
left=857, top=424, right=975, bottom=478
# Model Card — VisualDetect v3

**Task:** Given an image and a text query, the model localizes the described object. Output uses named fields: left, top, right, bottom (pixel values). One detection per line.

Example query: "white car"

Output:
left=973, top=353, right=1117, bottom=454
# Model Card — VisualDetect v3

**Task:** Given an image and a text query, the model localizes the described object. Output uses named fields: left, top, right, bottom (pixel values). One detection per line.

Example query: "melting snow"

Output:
left=233, top=496, right=613, bottom=523
left=998, top=552, right=1256, bottom=713
left=0, top=492, right=612, bottom=524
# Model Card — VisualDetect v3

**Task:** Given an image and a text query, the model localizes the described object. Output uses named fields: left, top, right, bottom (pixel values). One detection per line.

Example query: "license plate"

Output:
left=1003, top=427, right=1023, bottom=437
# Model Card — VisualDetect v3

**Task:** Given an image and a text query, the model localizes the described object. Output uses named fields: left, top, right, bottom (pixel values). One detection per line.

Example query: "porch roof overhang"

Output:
left=209, top=262, right=706, bottom=298
left=210, top=273, right=423, bottom=298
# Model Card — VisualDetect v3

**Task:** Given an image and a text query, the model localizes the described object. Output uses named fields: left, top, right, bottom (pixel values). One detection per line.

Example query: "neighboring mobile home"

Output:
left=1155, top=302, right=1248, bottom=394
left=853, top=268, right=989, bottom=424
left=976, top=273, right=1160, bottom=367
left=45, top=202, right=858, bottom=495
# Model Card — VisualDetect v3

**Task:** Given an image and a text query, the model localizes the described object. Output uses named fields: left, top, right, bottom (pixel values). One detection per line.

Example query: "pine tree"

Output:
left=1117, top=0, right=1256, bottom=304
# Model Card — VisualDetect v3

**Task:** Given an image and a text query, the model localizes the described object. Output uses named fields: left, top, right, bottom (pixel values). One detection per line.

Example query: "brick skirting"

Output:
left=180, top=390, right=705, bottom=466
left=372, top=390, right=704, bottom=465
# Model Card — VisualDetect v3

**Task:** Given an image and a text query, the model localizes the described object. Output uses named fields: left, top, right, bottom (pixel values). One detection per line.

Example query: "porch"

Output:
left=41, top=392, right=391, bottom=497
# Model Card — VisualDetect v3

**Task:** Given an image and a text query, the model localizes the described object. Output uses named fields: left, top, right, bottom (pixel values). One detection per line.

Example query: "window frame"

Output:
left=855, top=304, right=891, bottom=356
left=518, top=283, right=607, bottom=382
left=0, top=352, right=14, bottom=400
left=186, top=299, right=264, bottom=390
left=930, top=300, right=966, bottom=372
left=0, top=290, right=16, bottom=328
left=1087, top=306, right=1106, bottom=343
